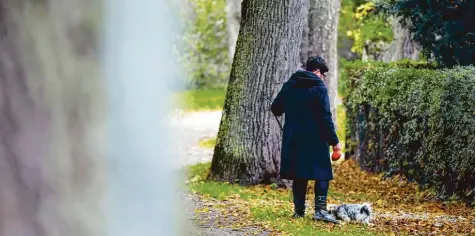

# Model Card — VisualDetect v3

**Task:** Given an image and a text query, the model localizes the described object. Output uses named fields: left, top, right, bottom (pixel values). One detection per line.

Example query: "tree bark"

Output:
left=209, top=0, right=306, bottom=185
left=379, top=17, right=420, bottom=62
left=299, top=5, right=309, bottom=69
left=226, top=0, right=243, bottom=63
left=0, top=1, right=106, bottom=235
left=307, top=0, right=341, bottom=124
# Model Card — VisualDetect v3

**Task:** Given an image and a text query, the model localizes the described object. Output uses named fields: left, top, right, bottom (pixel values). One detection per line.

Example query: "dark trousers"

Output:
left=292, top=179, right=329, bottom=213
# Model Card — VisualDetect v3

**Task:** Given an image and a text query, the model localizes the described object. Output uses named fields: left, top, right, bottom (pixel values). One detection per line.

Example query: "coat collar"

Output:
left=285, top=70, right=326, bottom=88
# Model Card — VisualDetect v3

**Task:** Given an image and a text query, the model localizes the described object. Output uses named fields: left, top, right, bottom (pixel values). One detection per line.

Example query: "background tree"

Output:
left=342, top=1, right=421, bottom=63
left=377, top=0, right=475, bottom=67
left=378, top=16, right=420, bottom=62
left=209, top=0, right=307, bottom=185
left=346, top=2, right=394, bottom=60
left=226, top=0, right=242, bottom=63
left=337, top=0, right=360, bottom=60
left=300, top=0, right=341, bottom=123
left=298, top=4, right=309, bottom=69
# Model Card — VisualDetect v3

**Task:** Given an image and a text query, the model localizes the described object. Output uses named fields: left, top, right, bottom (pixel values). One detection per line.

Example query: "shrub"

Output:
left=341, top=60, right=474, bottom=203
left=181, top=0, right=230, bottom=89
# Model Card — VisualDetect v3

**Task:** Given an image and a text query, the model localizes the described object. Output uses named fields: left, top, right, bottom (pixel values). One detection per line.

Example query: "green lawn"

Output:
left=336, top=104, right=346, bottom=152
left=198, top=137, right=216, bottom=149
left=175, top=88, right=226, bottom=111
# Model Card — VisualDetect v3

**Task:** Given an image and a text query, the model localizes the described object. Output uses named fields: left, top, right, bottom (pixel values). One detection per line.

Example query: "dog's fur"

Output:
left=327, top=203, right=373, bottom=224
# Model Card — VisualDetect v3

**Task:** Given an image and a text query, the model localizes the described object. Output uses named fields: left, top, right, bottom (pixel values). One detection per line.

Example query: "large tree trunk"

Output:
left=226, top=0, right=243, bottom=63
left=307, top=0, right=341, bottom=124
left=0, top=1, right=106, bottom=235
left=209, top=0, right=306, bottom=185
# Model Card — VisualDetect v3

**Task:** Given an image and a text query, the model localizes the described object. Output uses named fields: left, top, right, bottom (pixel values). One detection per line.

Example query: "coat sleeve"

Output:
left=271, top=86, right=285, bottom=117
left=320, top=88, right=339, bottom=146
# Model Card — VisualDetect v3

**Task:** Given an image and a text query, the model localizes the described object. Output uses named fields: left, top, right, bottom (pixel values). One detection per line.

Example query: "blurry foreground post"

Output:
left=209, top=0, right=306, bottom=185
left=0, top=0, right=106, bottom=235
left=0, top=0, right=183, bottom=235
left=104, top=0, right=183, bottom=235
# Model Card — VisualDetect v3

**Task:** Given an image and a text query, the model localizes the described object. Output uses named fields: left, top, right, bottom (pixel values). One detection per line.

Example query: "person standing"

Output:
left=271, top=56, right=341, bottom=224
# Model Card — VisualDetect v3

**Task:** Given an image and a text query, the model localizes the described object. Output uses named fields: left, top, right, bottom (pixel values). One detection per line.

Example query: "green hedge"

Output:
left=341, top=60, right=475, bottom=203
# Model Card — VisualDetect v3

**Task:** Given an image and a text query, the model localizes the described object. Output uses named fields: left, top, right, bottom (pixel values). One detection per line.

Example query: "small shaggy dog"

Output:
left=327, top=203, right=373, bottom=224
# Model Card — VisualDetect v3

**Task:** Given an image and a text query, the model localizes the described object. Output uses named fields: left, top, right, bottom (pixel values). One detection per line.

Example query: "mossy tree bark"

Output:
left=209, top=0, right=307, bottom=185
left=301, top=0, right=341, bottom=124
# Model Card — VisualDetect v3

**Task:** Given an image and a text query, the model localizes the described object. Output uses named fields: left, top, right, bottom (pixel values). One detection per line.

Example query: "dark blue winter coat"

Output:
left=271, top=70, right=339, bottom=180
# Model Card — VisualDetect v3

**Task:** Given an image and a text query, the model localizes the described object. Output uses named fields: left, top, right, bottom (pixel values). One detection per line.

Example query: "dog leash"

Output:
left=327, top=191, right=344, bottom=204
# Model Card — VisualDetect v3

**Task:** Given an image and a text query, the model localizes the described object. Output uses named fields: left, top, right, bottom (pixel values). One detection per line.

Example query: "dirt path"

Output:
left=171, top=110, right=269, bottom=235
left=183, top=193, right=269, bottom=236
left=169, top=110, right=221, bottom=166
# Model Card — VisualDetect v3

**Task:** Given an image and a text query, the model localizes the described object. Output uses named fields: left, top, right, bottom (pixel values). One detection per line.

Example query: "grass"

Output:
left=329, top=104, right=347, bottom=156
left=175, top=88, right=226, bottom=111
left=336, top=104, right=346, bottom=152
left=188, top=162, right=210, bottom=180
left=188, top=162, right=292, bottom=202
left=198, top=137, right=216, bottom=149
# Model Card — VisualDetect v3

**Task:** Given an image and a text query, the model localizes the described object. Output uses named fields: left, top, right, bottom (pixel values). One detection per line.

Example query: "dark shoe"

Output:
left=292, top=209, right=305, bottom=219
left=313, top=209, right=340, bottom=224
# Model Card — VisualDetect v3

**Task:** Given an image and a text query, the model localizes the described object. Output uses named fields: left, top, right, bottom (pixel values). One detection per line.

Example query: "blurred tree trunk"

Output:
left=209, top=0, right=306, bottom=185
left=304, top=0, right=341, bottom=124
left=226, top=0, right=242, bottom=63
left=0, top=1, right=105, bottom=236
left=379, top=17, right=420, bottom=62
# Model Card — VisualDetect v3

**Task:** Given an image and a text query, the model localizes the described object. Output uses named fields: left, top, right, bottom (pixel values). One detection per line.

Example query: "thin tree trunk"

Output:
left=379, top=17, right=420, bottom=62
left=209, top=0, right=306, bottom=185
left=308, top=0, right=341, bottom=124
left=299, top=5, right=309, bottom=69
left=226, top=0, right=242, bottom=63
left=0, top=1, right=106, bottom=235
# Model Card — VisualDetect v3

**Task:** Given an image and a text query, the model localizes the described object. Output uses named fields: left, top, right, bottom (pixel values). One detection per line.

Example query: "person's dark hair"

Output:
left=306, top=56, right=329, bottom=73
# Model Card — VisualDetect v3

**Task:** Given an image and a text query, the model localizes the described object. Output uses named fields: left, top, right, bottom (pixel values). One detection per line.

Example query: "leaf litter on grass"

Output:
left=187, top=159, right=474, bottom=235
left=314, top=159, right=474, bottom=235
